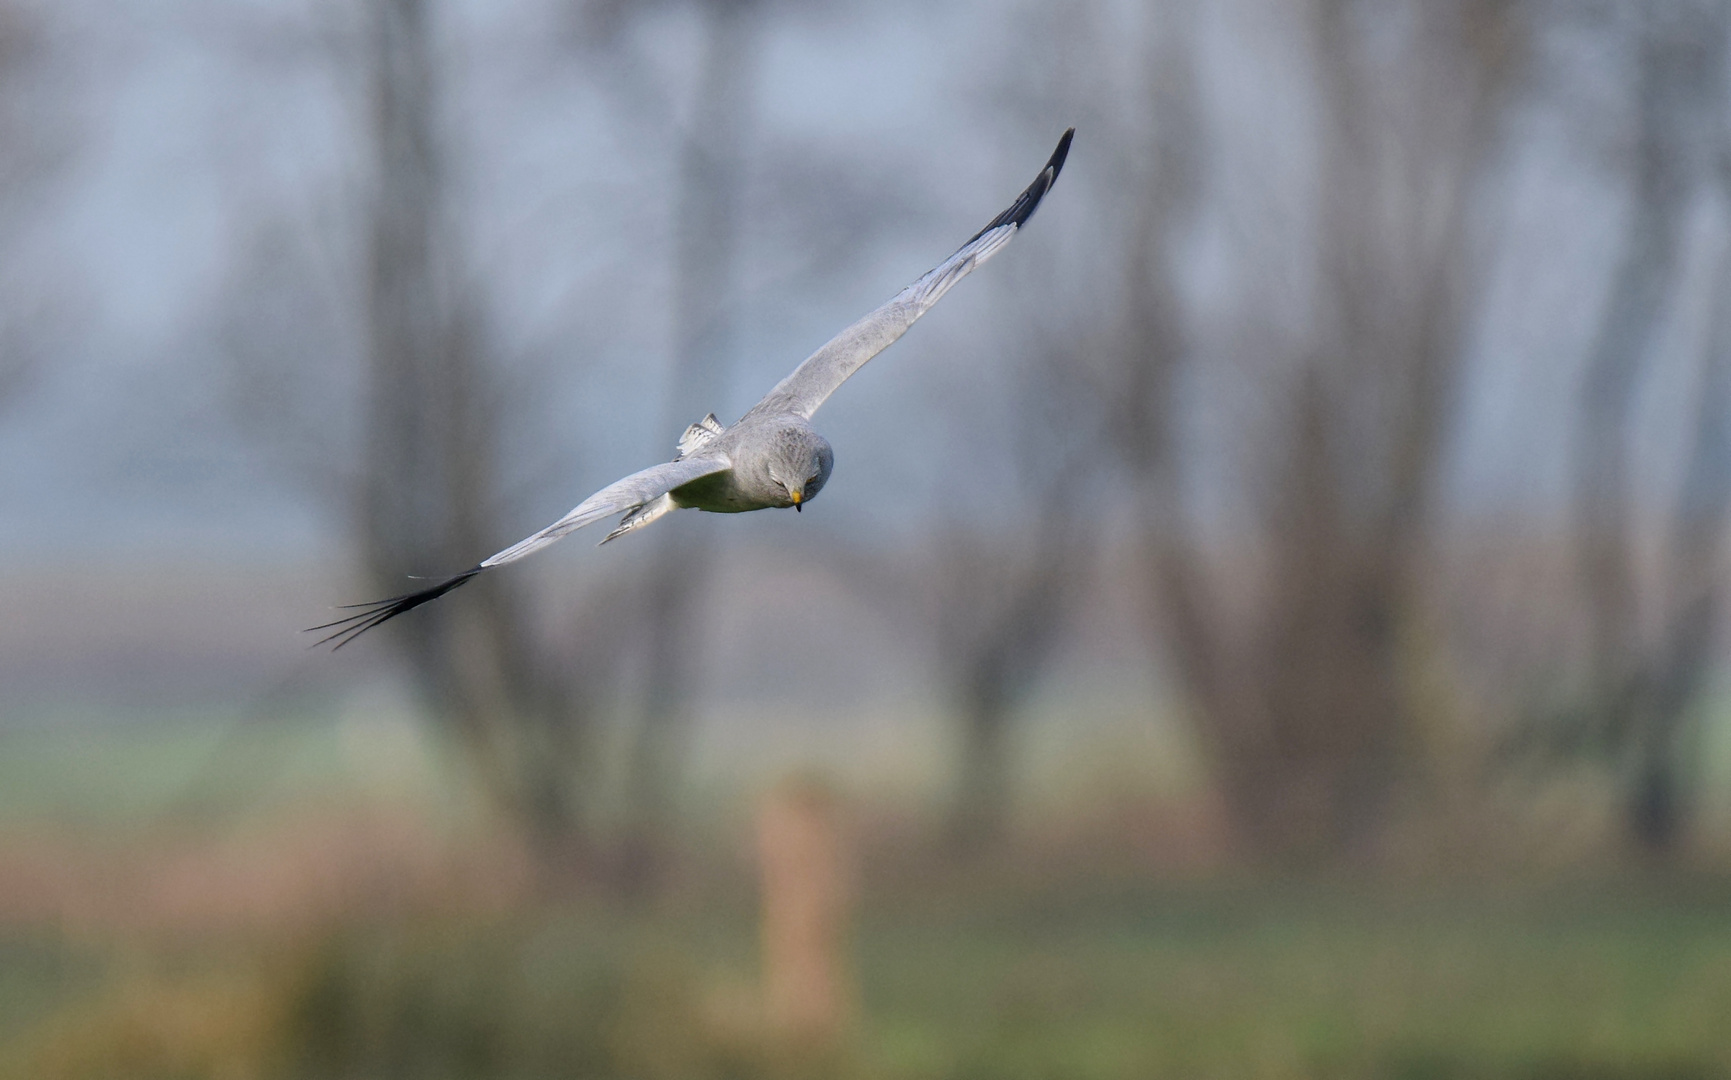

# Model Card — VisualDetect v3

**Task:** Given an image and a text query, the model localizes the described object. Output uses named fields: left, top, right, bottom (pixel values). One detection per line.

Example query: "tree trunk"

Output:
left=948, top=675, right=1014, bottom=853
left=358, top=0, right=595, bottom=877
left=1126, top=0, right=1520, bottom=862
left=1572, top=14, right=1728, bottom=856
left=615, top=0, right=759, bottom=896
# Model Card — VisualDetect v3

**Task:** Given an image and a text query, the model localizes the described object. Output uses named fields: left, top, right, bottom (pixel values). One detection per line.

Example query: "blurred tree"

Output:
left=894, top=0, right=1129, bottom=854
left=1569, top=6, right=1731, bottom=855
left=565, top=0, right=767, bottom=892
left=623, top=0, right=763, bottom=895
left=1111, top=0, right=1526, bottom=861
left=927, top=344, right=1091, bottom=852
left=355, top=0, right=617, bottom=877
left=218, top=0, right=624, bottom=881
left=0, top=0, right=73, bottom=413
left=224, top=0, right=889, bottom=890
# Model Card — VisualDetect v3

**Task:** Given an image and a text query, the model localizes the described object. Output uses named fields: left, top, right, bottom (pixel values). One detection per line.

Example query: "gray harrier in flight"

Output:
left=313, top=128, right=1073, bottom=648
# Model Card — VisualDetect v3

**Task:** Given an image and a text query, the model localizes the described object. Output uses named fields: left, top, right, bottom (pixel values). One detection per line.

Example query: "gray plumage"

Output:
left=311, top=128, right=1072, bottom=649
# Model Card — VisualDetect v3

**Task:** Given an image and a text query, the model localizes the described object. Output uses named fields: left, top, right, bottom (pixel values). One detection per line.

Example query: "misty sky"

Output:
left=0, top=0, right=1718, bottom=567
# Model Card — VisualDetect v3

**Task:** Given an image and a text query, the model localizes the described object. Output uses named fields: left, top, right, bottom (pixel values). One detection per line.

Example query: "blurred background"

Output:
left=5, top=0, right=1731, bottom=1076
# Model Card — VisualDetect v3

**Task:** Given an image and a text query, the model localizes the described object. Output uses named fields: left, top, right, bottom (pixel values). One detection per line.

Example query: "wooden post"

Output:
left=756, top=777, right=853, bottom=1047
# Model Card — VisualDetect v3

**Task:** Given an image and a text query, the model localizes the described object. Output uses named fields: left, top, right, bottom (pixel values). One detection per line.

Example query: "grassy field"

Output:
left=1, top=877, right=1728, bottom=1079
left=858, top=881, right=1731, bottom=1080
left=2, top=713, right=1730, bottom=1079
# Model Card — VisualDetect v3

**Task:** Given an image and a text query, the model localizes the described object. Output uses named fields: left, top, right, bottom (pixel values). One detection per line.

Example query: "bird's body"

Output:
left=312, top=129, right=1072, bottom=649
left=669, top=465, right=763, bottom=514
left=671, top=419, right=833, bottom=515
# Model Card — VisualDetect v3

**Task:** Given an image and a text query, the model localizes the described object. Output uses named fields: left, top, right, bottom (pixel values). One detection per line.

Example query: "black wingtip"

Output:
left=305, top=565, right=486, bottom=651
left=966, top=127, right=1076, bottom=244
left=1049, top=127, right=1075, bottom=181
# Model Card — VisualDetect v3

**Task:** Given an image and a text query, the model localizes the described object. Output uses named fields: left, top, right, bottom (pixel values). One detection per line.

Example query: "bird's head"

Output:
left=768, top=426, right=833, bottom=511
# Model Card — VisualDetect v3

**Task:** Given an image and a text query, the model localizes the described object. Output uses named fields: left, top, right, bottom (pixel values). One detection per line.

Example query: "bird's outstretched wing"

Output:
left=308, top=453, right=732, bottom=649
left=744, top=128, right=1073, bottom=423
left=479, top=454, right=731, bottom=568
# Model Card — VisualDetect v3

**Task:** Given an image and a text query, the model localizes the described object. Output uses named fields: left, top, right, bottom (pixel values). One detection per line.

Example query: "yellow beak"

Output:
left=790, top=489, right=803, bottom=510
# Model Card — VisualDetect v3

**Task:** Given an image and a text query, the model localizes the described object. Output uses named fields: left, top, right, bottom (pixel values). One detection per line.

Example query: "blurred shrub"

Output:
left=285, top=917, right=625, bottom=1079
left=7, top=915, right=781, bottom=1080
left=7, top=963, right=286, bottom=1080
left=278, top=913, right=854, bottom=1080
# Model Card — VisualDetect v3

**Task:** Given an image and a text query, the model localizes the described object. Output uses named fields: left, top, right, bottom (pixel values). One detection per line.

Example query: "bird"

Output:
left=310, top=128, right=1073, bottom=650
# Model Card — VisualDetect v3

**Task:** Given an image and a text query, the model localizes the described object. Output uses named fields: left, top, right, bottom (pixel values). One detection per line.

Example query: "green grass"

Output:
left=855, top=884, right=1731, bottom=1079
left=3, top=882, right=1729, bottom=1080
left=0, top=708, right=460, bottom=830
left=4, top=712, right=1731, bottom=1078
left=0, top=935, right=107, bottom=1049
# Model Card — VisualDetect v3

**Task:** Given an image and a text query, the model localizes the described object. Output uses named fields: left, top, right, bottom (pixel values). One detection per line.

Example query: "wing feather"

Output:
left=746, top=128, right=1073, bottom=422
left=306, top=453, right=732, bottom=649
left=480, top=453, right=731, bottom=567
